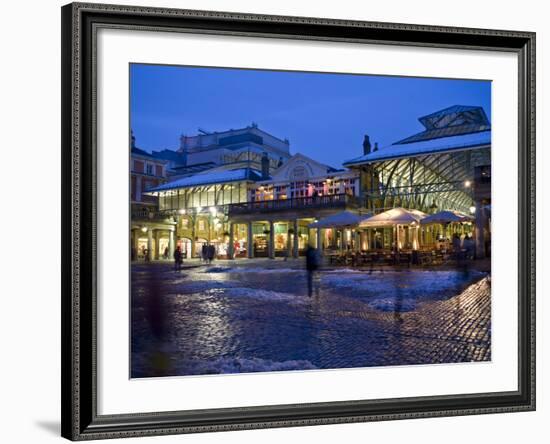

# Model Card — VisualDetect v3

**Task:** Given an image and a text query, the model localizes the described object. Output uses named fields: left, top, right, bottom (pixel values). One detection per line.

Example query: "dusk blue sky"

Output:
left=130, top=64, right=491, bottom=168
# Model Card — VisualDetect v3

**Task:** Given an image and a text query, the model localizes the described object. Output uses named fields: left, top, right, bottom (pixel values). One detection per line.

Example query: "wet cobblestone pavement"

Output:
left=131, top=260, right=491, bottom=377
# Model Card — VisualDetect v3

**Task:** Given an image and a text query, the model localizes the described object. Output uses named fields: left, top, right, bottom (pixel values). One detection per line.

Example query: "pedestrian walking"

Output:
left=173, top=245, right=182, bottom=271
left=464, top=234, right=475, bottom=260
left=452, top=233, right=461, bottom=252
left=207, top=244, right=215, bottom=264
left=201, top=243, right=207, bottom=263
left=305, top=245, right=320, bottom=297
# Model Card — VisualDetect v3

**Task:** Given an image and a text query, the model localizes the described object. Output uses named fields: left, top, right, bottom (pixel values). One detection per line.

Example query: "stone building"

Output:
left=129, top=132, right=175, bottom=261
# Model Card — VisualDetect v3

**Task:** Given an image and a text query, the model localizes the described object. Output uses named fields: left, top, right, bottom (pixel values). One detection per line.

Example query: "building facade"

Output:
left=133, top=105, right=492, bottom=261
left=151, top=123, right=292, bottom=178
left=130, top=133, right=175, bottom=261
left=148, top=152, right=362, bottom=259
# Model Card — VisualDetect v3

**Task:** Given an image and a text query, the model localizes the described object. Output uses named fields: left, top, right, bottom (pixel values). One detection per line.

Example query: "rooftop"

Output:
left=344, top=105, right=491, bottom=166
left=146, top=168, right=264, bottom=193
left=131, top=146, right=168, bottom=163
left=395, top=104, right=490, bottom=144
left=344, top=130, right=491, bottom=165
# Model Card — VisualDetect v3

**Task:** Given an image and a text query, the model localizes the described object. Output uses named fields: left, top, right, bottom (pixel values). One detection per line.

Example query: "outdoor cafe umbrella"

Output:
left=358, top=207, right=427, bottom=228
left=308, top=211, right=371, bottom=229
left=420, top=210, right=474, bottom=245
left=358, top=207, right=427, bottom=251
left=420, top=210, right=473, bottom=225
left=308, top=211, right=370, bottom=254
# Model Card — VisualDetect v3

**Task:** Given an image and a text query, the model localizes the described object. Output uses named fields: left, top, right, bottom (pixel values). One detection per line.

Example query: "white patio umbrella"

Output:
left=359, top=207, right=427, bottom=251
left=308, top=211, right=371, bottom=229
left=309, top=211, right=371, bottom=254
left=358, top=207, right=427, bottom=228
left=420, top=210, right=474, bottom=225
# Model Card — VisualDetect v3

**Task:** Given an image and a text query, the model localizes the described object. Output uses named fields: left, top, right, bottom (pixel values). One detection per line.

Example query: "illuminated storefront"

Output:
left=145, top=159, right=362, bottom=259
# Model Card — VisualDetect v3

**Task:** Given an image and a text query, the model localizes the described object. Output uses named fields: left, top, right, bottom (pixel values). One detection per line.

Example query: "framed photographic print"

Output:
left=61, top=2, right=536, bottom=440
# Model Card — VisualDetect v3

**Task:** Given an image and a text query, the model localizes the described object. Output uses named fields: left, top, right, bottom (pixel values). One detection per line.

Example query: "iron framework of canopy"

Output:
left=360, top=146, right=491, bottom=215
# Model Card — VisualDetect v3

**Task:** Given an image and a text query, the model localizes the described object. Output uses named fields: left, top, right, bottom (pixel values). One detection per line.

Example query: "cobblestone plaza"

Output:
left=131, top=260, right=491, bottom=378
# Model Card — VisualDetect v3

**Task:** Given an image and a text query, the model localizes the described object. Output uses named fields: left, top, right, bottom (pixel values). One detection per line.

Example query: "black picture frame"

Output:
left=61, top=2, right=536, bottom=440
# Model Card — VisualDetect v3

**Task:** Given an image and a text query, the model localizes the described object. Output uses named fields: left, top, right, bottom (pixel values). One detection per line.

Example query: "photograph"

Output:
left=129, top=64, right=492, bottom=379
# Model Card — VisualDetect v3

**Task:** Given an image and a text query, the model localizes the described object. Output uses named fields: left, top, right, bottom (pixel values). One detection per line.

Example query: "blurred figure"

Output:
left=201, top=243, right=207, bottom=262
left=452, top=233, right=461, bottom=252
left=163, top=246, right=169, bottom=259
left=464, top=234, right=475, bottom=260
left=306, top=246, right=320, bottom=297
left=173, top=245, right=182, bottom=271
left=143, top=274, right=172, bottom=377
left=207, top=244, right=215, bottom=264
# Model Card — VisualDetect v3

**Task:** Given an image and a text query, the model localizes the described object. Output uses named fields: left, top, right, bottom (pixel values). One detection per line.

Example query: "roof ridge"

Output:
left=394, top=125, right=491, bottom=145
left=419, top=104, right=480, bottom=120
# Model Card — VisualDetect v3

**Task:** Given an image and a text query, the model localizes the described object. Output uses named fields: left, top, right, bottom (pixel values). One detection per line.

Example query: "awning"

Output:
left=308, top=211, right=371, bottom=229
left=420, top=210, right=474, bottom=225
left=359, top=207, right=427, bottom=228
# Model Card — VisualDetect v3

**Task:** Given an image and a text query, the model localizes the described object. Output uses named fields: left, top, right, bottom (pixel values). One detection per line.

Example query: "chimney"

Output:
left=261, top=152, right=270, bottom=179
left=373, top=142, right=379, bottom=152
left=179, top=134, right=188, bottom=166
left=363, top=134, right=372, bottom=155
left=130, top=129, right=136, bottom=149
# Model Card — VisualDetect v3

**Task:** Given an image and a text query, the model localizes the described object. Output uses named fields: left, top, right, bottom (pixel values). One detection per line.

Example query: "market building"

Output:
left=147, top=151, right=363, bottom=259
left=343, top=104, right=491, bottom=258
left=135, top=104, right=491, bottom=261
